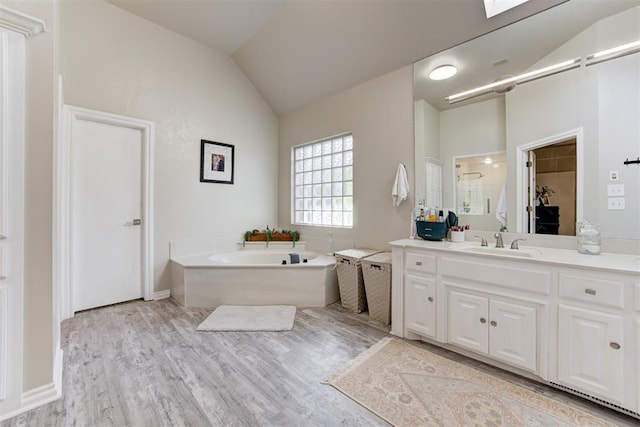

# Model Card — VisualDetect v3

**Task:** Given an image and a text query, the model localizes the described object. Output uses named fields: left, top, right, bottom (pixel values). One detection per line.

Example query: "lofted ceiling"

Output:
left=105, top=0, right=567, bottom=115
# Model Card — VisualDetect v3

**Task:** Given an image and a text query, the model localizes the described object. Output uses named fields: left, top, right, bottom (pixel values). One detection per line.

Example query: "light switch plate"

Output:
left=607, top=184, right=624, bottom=197
left=607, top=197, right=625, bottom=210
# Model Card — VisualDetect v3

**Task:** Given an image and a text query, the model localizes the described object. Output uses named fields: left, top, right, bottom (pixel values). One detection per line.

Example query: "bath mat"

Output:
left=196, top=305, right=296, bottom=332
left=326, top=337, right=615, bottom=427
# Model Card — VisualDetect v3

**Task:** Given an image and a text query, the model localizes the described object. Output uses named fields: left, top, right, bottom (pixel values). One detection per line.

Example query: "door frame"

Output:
left=57, top=106, right=154, bottom=319
left=516, top=128, right=583, bottom=234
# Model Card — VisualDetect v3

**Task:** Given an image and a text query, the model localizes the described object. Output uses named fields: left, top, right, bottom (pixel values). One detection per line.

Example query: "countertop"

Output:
left=390, top=239, right=640, bottom=274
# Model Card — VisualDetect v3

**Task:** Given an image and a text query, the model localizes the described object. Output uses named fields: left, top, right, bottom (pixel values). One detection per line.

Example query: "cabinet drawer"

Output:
left=559, top=274, right=623, bottom=309
left=405, top=252, right=436, bottom=274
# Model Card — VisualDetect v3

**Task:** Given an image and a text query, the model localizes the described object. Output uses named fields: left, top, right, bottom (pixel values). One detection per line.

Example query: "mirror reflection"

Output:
left=413, top=0, right=640, bottom=240
left=454, top=152, right=506, bottom=232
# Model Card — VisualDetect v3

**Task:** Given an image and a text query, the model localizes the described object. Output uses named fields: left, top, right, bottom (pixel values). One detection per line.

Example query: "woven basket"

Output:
left=335, top=248, right=382, bottom=313
left=361, top=252, right=392, bottom=325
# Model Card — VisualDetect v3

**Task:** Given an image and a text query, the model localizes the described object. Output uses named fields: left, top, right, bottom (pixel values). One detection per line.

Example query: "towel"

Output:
left=496, top=183, right=507, bottom=227
left=392, top=163, right=410, bottom=206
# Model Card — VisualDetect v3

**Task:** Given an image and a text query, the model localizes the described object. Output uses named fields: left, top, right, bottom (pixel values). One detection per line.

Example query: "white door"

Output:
left=405, top=274, right=436, bottom=338
left=448, top=291, right=488, bottom=354
left=71, top=119, right=143, bottom=311
left=558, top=304, right=624, bottom=405
left=489, top=299, right=537, bottom=372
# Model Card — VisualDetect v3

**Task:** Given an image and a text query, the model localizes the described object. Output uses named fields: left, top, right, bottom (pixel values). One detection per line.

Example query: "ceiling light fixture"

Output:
left=429, top=65, right=457, bottom=81
left=445, top=57, right=581, bottom=104
left=585, top=39, right=640, bottom=67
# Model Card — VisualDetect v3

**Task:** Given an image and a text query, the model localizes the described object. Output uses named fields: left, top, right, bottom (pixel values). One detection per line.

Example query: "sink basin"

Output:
left=467, top=246, right=535, bottom=258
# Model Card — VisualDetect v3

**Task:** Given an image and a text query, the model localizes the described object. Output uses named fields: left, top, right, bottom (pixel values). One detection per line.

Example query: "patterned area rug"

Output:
left=326, top=337, right=615, bottom=426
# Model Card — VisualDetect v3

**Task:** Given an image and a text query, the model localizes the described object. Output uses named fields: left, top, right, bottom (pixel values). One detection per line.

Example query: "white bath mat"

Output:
left=196, top=305, right=296, bottom=332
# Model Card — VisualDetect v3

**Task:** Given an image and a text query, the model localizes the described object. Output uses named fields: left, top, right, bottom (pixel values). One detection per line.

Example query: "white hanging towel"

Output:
left=496, top=183, right=507, bottom=227
left=392, top=163, right=410, bottom=206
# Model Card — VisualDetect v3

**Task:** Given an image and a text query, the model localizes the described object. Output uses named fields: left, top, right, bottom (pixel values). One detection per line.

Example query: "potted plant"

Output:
left=243, top=227, right=300, bottom=242
left=536, top=185, right=555, bottom=206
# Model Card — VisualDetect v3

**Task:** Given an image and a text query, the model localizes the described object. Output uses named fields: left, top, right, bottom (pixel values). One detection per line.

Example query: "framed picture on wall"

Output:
left=200, top=140, right=234, bottom=184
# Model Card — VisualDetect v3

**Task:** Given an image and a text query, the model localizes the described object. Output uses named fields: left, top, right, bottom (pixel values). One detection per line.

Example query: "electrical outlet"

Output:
left=609, top=170, right=619, bottom=181
left=607, top=184, right=624, bottom=197
left=607, top=197, right=625, bottom=210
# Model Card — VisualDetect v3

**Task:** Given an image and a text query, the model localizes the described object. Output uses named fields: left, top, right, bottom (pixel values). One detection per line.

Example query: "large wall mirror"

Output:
left=414, top=0, right=640, bottom=240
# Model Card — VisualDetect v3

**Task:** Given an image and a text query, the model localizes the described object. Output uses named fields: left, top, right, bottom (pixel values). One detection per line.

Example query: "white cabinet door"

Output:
left=405, top=274, right=436, bottom=338
left=448, top=291, right=488, bottom=354
left=489, top=299, right=537, bottom=372
left=637, top=319, right=640, bottom=413
left=558, top=305, right=624, bottom=405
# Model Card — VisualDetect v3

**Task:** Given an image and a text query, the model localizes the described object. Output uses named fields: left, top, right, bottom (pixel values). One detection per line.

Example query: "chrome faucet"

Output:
left=474, top=235, right=488, bottom=247
left=510, top=238, right=527, bottom=250
left=494, top=232, right=504, bottom=248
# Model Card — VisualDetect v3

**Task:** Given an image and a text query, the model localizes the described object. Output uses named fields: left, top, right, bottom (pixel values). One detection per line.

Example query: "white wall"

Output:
left=0, top=0, right=55, bottom=393
left=61, top=0, right=279, bottom=292
left=440, top=98, right=506, bottom=212
left=278, top=66, right=414, bottom=251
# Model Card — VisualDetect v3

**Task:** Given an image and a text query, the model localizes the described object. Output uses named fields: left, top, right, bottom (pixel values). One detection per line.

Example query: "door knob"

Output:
left=490, top=320, right=497, bottom=327
left=480, top=317, right=486, bottom=324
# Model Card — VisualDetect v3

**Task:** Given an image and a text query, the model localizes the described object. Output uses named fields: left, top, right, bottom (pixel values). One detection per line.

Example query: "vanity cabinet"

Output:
left=403, top=252, right=437, bottom=339
left=558, top=305, right=624, bottom=404
left=556, top=272, right=628, bottom=406
left=391, top=239, right=640, bottom=418
left=405, top=274, right=436, bottom=338
left=448, top=290, right=537, bottom=372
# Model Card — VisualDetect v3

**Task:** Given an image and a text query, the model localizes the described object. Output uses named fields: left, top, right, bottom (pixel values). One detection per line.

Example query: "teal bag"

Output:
left=416, top=221, right=448, bottom=241
left=416, top=211, right=458, bottom=241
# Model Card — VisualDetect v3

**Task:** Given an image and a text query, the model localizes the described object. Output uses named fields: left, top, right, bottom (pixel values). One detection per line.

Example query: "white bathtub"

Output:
left=170, top=248, right=339, bottom=308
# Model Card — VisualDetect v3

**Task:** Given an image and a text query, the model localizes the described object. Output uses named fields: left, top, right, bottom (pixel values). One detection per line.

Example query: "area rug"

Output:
left=196, top=305, right=296, bottom=332
left=326, top=337, right=615, bottom=427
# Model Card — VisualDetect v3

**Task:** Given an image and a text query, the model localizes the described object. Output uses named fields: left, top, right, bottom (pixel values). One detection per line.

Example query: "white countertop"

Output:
left=390, top=239, right=640, bottom=274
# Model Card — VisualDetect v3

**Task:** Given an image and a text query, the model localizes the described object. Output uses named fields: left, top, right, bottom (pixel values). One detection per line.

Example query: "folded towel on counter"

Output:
left=391, top=163, right=410, bottom=206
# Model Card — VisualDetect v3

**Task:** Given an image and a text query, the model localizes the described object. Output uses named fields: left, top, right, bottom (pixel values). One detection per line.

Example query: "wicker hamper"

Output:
left=335, top=248, right=382, bottom=313
left=361, top=252, right=393, bottom=325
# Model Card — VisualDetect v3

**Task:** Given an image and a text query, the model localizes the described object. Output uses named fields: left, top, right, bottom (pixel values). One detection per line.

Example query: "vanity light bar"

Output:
left=446, top=57, right=581, bottom=104
left=585, top=39, right=640, bottom=67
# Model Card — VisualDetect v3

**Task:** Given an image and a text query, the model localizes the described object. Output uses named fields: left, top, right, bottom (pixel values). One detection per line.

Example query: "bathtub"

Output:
left=170, top=248, right=339, bottom=308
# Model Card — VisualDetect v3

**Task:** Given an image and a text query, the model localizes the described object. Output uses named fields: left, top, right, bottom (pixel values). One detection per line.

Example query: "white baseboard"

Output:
left=0, top=382, right=61, bottom=422
left=53, top=346, right=64, bottom=396
left=153, top=289, right=171, bottom=300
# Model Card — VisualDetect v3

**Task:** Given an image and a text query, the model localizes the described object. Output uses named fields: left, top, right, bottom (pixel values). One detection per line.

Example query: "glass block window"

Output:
left=293, top=133, right=353, bottom=228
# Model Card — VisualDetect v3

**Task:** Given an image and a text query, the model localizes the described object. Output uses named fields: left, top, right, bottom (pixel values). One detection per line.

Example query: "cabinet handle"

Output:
left=609, top=342, right=621, bottom=350
left=585, top=288, right=596, bottom=295
left=480, top=317, right=486, bottom=324
left=416, top=261, right=422, bottom=266
left=427, top=296, right=433, bottom=302
left=490, top=320, right=497, bottom=327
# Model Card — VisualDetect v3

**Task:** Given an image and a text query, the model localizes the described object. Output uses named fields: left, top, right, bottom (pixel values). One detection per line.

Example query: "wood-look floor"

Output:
left=3, top=299, right=638, bottom=426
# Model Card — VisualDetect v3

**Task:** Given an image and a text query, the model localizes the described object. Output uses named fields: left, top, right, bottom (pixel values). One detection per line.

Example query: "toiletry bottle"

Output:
left=438, top=210, right=444, bottom=222
left=428, top=208, right=436, bottom=222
